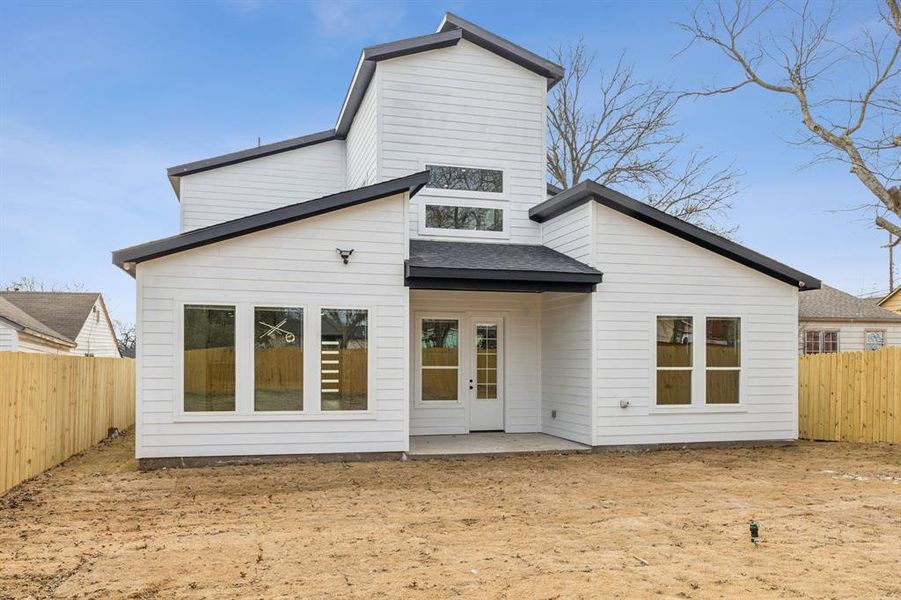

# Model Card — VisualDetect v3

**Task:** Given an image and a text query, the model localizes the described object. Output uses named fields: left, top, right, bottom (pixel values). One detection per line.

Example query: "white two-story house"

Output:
left=113, top=13, right=819, bottom=466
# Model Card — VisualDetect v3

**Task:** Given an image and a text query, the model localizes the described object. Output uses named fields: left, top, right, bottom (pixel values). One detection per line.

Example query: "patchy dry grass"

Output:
left=1, top=433, right=900, bottom=599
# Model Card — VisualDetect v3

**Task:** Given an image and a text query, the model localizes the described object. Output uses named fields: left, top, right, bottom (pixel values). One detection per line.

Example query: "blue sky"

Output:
left=0, top=0, right=892, bottom=324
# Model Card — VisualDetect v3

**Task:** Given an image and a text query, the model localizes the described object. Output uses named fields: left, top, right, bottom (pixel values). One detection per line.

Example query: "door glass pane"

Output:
left=656, top=371, right=691, bottom=405
left=707, top=370, right=739, bottom=404
left=476, top=324, right=498, bottom=400
left=184, top=305, right=235, bottom=412
left=706, top=318, right=740, bottom=367
left=657, top=317, right=693, bottom=367
left=321, top=309, right=368, bottom=411
left=254, top=307, right=303, bottom=411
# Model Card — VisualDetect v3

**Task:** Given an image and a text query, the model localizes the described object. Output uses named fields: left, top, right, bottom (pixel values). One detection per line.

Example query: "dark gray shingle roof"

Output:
left=799, top=284, right=901, bottom=322
left=408, top=240, right=602, bottom=276
left=0, top=293, right=87, bottom=346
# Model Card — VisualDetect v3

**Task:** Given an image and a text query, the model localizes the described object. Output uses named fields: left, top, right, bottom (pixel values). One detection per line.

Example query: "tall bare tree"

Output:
left=3, top=275, right=86, bottom=292
left=547, top=41, right=741, bottom=234
left=679, top=0, right=901, bottom=238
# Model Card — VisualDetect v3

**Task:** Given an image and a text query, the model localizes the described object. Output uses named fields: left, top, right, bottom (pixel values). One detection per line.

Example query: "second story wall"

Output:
left=345, top=73, right=380, bottom=189
left=179, top=140, right=347, bottom=231
left=377, top=40, right=547, bottom=244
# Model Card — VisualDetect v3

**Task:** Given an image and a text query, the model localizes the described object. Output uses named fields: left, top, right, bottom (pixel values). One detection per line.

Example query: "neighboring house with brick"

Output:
left=0, top=292, right=120, bottom=357
left=798, top=284, right=901, bottom=354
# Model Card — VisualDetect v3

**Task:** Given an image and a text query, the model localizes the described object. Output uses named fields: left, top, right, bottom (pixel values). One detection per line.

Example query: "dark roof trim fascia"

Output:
left=166, top=129, right=341, bottom=195
left=437, top=13, right=564, bottom=88
left=405, top=263, right=603, bottom=285
left=546, top=182, right=563, bottom=197
left=529, top=180, right=821, bottom=291
left=113, top=171, right=430, bottom=273
left=405, top=277, right=597, bottom=294
left=336, top=30, right=462, bottom=137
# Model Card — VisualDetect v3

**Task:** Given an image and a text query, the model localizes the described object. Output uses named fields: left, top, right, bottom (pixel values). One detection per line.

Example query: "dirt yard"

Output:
left=1, top=434, right=900, bottom=599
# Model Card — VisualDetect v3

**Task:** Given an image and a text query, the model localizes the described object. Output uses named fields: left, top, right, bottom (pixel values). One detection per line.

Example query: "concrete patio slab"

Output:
left=407, top=432, right=591, bottom=459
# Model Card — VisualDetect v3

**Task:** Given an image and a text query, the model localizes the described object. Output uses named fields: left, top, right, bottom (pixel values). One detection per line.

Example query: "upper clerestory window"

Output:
left=426, top=165, right=503, bottom=194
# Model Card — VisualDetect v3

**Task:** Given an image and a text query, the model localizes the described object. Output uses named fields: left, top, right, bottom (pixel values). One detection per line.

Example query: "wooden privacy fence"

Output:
left=1, top=352, right=135, bottom=495
left=799, top=347, right=901, bottom=443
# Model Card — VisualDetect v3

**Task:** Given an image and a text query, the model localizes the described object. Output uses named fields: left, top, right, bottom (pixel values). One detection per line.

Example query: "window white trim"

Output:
left=319, top=306, right=375, bottom=415
left=250, top=304, right=307, bottom=415
left=420, top=161, right=509, bottom=201
left=414, top=313, right=464, bottom=408
left=649, top=312, right=747, bottom=414
left=173, top=301, right=376, bottom=423
left=419, top=200, right=510, bottom=239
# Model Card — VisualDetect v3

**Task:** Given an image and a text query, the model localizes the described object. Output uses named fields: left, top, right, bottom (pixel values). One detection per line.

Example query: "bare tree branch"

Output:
left=547, top=41, right=741, bottom=234
left=678, top=0, right=901, bottom=243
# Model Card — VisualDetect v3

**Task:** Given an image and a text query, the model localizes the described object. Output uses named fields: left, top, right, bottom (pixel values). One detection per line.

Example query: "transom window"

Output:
left=804, top=330, right=839, bottom=354
left=420, top=318, right=459, bottom=401
left=864, top=330, right=885, bottom=351
left=425, top=205, right=503, bottom=232
left=425, top=165, right=503, bottom=193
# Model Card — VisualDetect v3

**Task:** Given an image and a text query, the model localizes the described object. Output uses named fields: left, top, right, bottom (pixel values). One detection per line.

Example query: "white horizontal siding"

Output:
left=409, top=290, right=541, bottom=435
left=593, top=203, right=800, bottom=446
left=799, top=320, right=901, bottom=353
left=135, top=194, right=409, bottom=459
left=377, top=40, right=547, bottom=244
left=541, top=293, right=593, bottom=444
left=0, top=321, right=18, bottom=351
left=345, top=72, right=379, bottom=189
left=17, top=333, right=69, bottom=354
left=179, top=140, right=347, bottom=231
left=71, top=298, right=120, bottom=357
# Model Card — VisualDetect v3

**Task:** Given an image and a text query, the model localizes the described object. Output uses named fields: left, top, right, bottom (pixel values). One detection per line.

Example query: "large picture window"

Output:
left=425, top=165, right=503, bottom=193
left=706, top=317, right=740, bottom=404
left=183, top=304, right=236, bottom=412
left=421, top=319, right=459, bottom=401
left=321, top=309, right=368, bottom=411
left=656, top=316, right=693, bottom=405
left=425, top=205, right=503, bottom=232
left=254, top=307, right=303, bottom=411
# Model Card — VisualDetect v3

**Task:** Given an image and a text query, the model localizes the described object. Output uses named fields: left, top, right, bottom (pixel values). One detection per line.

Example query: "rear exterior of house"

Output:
left=114, top=13, right=819, bottom=463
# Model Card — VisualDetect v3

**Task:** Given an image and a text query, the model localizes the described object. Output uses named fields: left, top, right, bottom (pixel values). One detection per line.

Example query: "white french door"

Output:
left=468, top=318, right=504, bottom=431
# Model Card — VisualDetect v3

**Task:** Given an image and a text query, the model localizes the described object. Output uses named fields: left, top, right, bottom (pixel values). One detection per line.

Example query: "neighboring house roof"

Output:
left=799, top=284, right=901, bottom=322
left=878, top=286, right=901, bottom=309
left=529, top=179, right=820, bottom=291
left=405, top=239, right=604, bottom=293
left=113, top=171, right=431, bottom=273
left=0, top=296, right=76, bottom=347
left=165, top=12, right=563, bottom=197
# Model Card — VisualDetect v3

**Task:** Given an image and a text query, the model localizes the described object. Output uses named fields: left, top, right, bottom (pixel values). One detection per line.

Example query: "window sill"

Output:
left=648, top=404, right=747, bottom=415
left=172, top=411, right=378, bottom=423
left=414, top=400, right=464, bottom=409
